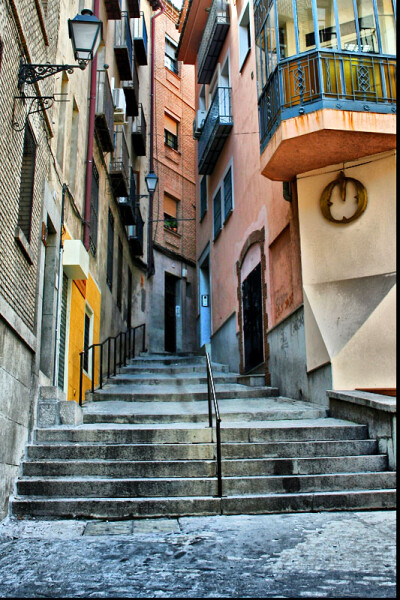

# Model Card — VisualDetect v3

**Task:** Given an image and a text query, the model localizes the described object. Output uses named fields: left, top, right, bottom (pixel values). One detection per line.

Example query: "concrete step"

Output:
left=25, top=439, right=379, bottom=461
left=34, top=419, right=370, bottom=444
left=16, top=471, right=396, bottom=498
left=9, top=488, right=396, bottom=520
left=82, top=398, right=328, bottom=425
left=87, top=384, right=280, bottom=403
left=106, top=372, right=239, bottom=386
left=21, top=455, right=388, bottom=478
left=122, top=363, right=230, bottom=375
left=127, top=356, right=208, bottom=367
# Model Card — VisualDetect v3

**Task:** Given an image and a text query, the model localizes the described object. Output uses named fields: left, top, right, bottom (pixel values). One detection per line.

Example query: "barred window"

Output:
left=107, top=209, right=114, bottom=290
left=18, top=124, right=37, bottom=243
left=89, top=161, right=99, bottom=256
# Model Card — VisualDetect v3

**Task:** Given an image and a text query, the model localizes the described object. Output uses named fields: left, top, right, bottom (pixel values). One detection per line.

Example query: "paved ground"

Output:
left=0, top=511, right=396, bottom=598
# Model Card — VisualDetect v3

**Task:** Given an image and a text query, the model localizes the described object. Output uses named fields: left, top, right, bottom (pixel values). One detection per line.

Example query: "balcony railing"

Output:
left=198, top=87, right=233, bottom=175
left=132, top=12, right=148, bottom=66
left=132, top=104, right=147, bottom=156
left=128, top=204, right=144, bottom=256
left=117, top=170, right=136, bottom=226
left=259, top=51, right=397, bottom=150
left=104, top=0, right=122, bottom=20
left=114, top=12, right=133, bottom=81
left=127, top=0, right=140, bottom=18
left=122, top=60, right=139, bottom=117
left=110, top=125, right=130, bottom=197
left=197, top=0, right=230, bottom=84
left=95, top=70, right=114, bottom=153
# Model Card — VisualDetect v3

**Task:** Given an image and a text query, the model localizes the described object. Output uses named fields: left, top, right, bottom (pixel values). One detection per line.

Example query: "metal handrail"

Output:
left=79, top=323, right=146, bottom=406
left=205, top=351, right=222, bottom=497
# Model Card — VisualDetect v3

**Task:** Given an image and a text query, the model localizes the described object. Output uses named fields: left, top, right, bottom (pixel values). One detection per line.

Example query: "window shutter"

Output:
left=213, top=189, right=222, bottom=237
left=164, top=114, right=178, bottom=135
left=117, top=237, right=123, bottom=310
left=89, top=162, right=99, bottom=255
left=223, top=167, right=233, bottom=218
left=107, top=210, right=114, bottom=290
left=200, top=177, right=207, bottom=219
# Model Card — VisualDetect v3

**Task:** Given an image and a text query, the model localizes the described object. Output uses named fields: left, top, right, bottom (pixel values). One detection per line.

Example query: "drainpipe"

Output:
left=53, top=184, right=67, bottom=387
left=147, top=1, right=165, bottom=277
left=83, top=0, right=100, bottom=250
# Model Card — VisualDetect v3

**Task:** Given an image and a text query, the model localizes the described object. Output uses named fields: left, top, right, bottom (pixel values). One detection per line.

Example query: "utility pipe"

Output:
left=83, top=0, right=100, bottom=250
left=147, top=1, right=165, bottom=277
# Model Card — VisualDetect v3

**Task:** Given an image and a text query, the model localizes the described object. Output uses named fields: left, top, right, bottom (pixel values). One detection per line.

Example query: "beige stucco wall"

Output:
left=297, top=150, right=396, bottom=390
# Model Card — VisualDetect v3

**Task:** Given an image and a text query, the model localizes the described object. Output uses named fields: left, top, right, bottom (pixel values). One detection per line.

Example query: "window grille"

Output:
left=200, top=176, right=207, bottom=220
left=107, top=209, right=114, bottom=290
left=117, top=237, right=123, bottom=310
left=89, top=161, right=99, bottom=256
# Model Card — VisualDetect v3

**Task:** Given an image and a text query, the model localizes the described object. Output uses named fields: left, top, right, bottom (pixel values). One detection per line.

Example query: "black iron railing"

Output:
left=206, top=351, right=222, bottom=497
left=79, top=323, right=146, bottom=405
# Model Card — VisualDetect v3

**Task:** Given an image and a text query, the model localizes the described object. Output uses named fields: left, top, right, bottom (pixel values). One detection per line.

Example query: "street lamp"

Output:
left=18, top=9, right=103, bottom=87
left=145, top=171, right=159, bottom=194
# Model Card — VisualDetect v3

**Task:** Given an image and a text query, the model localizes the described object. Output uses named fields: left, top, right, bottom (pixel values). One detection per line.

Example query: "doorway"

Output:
left=165, top=272, right=177, bottom=352
left=199, top=253, right=211, bottom=347
left=242, top=262, right=264, bottom=372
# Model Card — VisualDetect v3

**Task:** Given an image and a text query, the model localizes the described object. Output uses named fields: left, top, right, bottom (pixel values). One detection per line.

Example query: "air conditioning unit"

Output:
left=193, top=109, right=207, bottom=139
left=113, top=88, right=126, bottom=123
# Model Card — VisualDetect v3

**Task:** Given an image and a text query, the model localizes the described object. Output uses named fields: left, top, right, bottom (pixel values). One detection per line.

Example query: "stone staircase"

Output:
left=10, top=354, right=396, bottom=518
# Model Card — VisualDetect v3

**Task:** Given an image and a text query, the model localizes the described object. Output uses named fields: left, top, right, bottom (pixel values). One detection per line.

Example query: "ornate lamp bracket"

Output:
left=12, top=93, right=68, bottom=132
left=18, top=58, right=88, bottom=89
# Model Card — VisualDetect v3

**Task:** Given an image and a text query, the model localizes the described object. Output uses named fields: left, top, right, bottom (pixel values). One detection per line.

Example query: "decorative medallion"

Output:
left=320, top=171, right=367, bottom=224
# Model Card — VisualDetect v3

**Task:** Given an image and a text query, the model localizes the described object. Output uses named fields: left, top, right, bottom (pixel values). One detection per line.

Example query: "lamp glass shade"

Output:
left=68, top=10, right=103, bottom=62
left=145, top=172, right=158, bottom=194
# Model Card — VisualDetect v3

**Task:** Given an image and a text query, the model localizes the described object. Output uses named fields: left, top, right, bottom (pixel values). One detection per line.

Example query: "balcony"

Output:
left=132, top=12, right=148, bottom=66
left=114, top=12, right=133, bottom=81
left=127, top=0, right=140, bottom=18
left=122, top=60, right=139, bottom=117
left=117, top=171, right=136, bottom=226
left=258, top=51, right=396, bottom=180
left=128, top=204, right=144, bottom=256
left=132, top=104, right=147, bottom=156
left=197, top=0, right=230, bottom=84
left=110, top=125, right=130, bottom=197
left=198, top=87, right=233, bottom=175
left=104, top=0, right=122, bottom=20
left=95, top=70, right=114, bottom=153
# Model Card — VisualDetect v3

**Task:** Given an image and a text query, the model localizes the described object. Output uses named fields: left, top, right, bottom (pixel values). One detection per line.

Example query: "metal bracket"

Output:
left=12, top=93, right=68, bottom=131
left=18, top=58, right=88, bottom=88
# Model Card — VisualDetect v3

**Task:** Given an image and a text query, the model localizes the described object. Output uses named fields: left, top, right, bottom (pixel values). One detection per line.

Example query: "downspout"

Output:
left=83, top=0, right=100, bottom=250
left=148, top=1, right=165, bottom=277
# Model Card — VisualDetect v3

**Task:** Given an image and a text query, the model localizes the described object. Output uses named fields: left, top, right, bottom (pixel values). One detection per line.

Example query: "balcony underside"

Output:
left=198, top=121, right=233, bottom=175
left=134, top=38, right=148, bottom=66
left=198, top=22, right=230, bottom=84
left=95, top=115, right=114, bottom=153
left=127, top=0, right=140, bottom=18
left=110, top=171, right=129, bottom=197
left=129, top=237, right=143, bottom=256
left=104, top=0, right=122, bottom=19
left=114, top=48, right=132, bottom=81
left=117, top=198, right=136, bottom=226
left=260, top=108, right=396, bottom=181
left=132, top=131, right=146, bottom=156
left=122, top=82, right=139, bottom=117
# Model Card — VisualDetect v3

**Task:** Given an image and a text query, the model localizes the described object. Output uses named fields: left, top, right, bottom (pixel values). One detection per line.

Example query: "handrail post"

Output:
left=119, top=333, right=122, bottom=368
left=124, top=331, right=127, bottom=365
left=216, top=419, right=222, bottom=497
left=132, top=328, right=136, bottom=359
left=91, top=345, right=95, bottom=393
left=99, top=343, right=103, bottom=389
left=207, top=364, right=212, bottom=428
left=107, top=338, right=111, bottom=379
left=114, top=337, right=117, bottom=376
left=79, top=352, right=84, bottom=406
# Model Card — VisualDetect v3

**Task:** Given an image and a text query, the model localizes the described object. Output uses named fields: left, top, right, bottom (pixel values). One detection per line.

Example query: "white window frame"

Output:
left=238, top=2, right=252, bottom=71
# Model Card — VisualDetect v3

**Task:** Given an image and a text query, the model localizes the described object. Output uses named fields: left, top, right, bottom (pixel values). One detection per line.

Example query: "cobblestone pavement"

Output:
left=0, top=511, right=396, bottom=598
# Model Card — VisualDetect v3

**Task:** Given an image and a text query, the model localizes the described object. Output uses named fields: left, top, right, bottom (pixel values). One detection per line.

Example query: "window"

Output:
left=239, top=3, right=252, bottom=69
left=89, top=162, right=99, bottom=256
left=117, top=237, right=123, bottom=310
left=164, top=194, right=178, bottom=232
left=107, top=209, right=114, bottom=290
left=18, top=123, right=37, bottom=243
left=164, top=114, right=179, bottom=150
left=200, top=176, right=207, bottom=220
left=56, top=74, right=68, bottom=168
left=213, top=189, right=222, bottom=239
left=68, top=99, right=79, bottom=192
left=165, top=36, right=179, bottom=74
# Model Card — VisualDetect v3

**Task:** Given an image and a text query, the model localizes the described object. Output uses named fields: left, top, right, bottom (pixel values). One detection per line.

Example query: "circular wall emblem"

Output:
left=320, top=171, right=368, bottom=224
